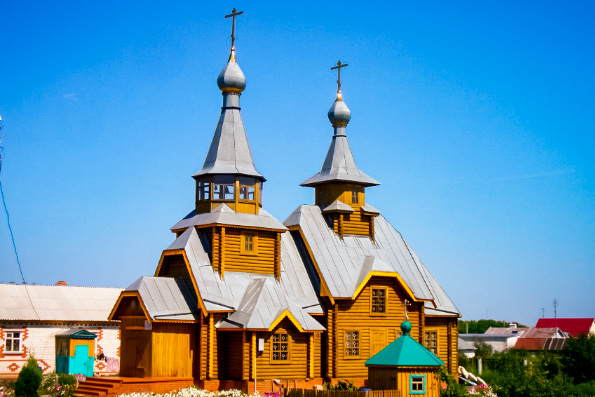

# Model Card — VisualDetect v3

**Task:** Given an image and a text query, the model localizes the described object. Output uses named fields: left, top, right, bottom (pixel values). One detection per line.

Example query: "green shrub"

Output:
left=15, top=357, right=42, bottom=397
left=37, top=373, right=77, bottom=397
left=323, top=380, right=358, bottom=391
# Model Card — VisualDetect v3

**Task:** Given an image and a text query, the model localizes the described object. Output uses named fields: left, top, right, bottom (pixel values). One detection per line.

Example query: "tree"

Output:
left=15, top=357, right=42, bottom=397
left=473, top=339, right=493, bottom=359
left=561, top=334, right=595, bottom=385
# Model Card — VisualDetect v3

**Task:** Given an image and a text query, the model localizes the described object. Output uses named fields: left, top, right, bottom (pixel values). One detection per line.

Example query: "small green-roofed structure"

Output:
left=365, top=321, right=443, bottom=396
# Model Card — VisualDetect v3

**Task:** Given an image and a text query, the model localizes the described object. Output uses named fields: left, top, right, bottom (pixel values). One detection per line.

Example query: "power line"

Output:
left=0, top=117, right=27, bottom=284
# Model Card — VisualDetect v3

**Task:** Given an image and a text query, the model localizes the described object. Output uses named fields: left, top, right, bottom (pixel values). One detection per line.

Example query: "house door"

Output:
left=370, top=329, right=387, bottom=357
left=122, top=330, right=151, bottom=377
left=71, top=345, right=94, bottom=377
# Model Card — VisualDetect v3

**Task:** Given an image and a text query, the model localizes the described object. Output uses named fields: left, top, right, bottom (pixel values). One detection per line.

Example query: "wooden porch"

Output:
left=74, top=376, right=194, bottom=397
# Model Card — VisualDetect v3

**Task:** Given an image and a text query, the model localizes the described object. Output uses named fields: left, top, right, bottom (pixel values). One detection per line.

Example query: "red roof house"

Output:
left=535, top=318, right=595, bottom=337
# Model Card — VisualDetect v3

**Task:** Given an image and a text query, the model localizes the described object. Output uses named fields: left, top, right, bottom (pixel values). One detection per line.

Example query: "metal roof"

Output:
left=194, top=59, right=264, bottom=180
left=125, top=276, right=200, bottom=321
left=284, top=205, right=460, bottom=316
left=366, top=331, right=444, bottom=367
left=0, top=283, right=123, bottom=322
left=301, top=125, right=379, bottom=187
left=171, top=204, right=287, bottom=232
left=322, top=199, right=353, bottom=213
left=535, top=318, right=595, bottom=337
left=150, top=225, right=323, bottom=331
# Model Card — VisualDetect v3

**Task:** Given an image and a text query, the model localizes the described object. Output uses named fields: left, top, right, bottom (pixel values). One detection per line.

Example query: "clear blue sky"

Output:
left=1, top=1, right=593, bottom=327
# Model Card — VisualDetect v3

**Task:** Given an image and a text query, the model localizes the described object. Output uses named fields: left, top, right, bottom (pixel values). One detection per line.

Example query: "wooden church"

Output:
left=109, top=9, right=460, bottom=392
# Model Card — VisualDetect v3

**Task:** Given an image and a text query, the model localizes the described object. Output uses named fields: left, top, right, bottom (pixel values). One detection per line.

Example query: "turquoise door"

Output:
left=71, top=345, right=94, bottom=377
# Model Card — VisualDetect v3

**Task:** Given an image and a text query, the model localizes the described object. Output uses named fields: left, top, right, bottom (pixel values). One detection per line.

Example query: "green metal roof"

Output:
left=365, top=321, right=444, bottom=367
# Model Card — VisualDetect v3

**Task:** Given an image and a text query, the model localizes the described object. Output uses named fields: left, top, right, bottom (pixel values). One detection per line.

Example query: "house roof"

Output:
left=0, top=283, right=123, bottom=322
left=514, top=327, right=568, bottom=351
left=284, top=205, right=459, bottom=316
left=144, top=225, right=323, bottom=331
left=366, top=322, right=443, bottom=367
left=124, top=276, right=201, bottom=322
left=171, top=204, right=287, bottom=232
left=535, top=318, right=595, bottom=337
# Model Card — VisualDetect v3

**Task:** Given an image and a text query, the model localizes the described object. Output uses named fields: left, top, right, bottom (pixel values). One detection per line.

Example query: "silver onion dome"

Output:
left=328, top=94, right=351, bottom=127
left=217, top=60, right=246, bottom=93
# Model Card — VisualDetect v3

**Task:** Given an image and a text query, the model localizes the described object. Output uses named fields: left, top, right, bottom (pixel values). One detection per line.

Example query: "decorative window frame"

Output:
left=409, top=374, right=426, bottom=394
left=240, top=232, right=258, bottom=255
left=4, top=329, right=23, bottom=354
left=343, top=329, right=361, bottom=359
left=424, top=329, right=438, bottom=355
left=270, top=331, right=290, bottom=364
left=370, top=286, right=388, bottom=316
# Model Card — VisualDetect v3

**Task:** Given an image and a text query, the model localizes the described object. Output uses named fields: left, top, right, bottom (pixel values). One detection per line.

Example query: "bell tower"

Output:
left=301, top=61, right=380, bottom=237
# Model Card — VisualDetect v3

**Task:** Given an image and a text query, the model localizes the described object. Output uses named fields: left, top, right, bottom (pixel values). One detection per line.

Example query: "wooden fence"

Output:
left=285, top=389, right=401, bottom=397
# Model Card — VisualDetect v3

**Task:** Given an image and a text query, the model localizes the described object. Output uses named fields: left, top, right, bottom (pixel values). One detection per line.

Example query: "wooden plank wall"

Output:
left=221, top=228, right=277, bottom=275
left=333, top=277, right=421, bottom=378
left=254, top=319, right=310, bottom=379
left=424, top=317, right=458, bottom=376
left=150, top=323, right=195, bottom=378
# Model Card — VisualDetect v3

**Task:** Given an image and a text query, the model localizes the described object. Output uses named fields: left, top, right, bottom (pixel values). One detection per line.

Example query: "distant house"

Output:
left=458, top=338, right=475, bottom=358
left=535, top=318, right=595, bottom=337
left=514, top=327, right=568, bottom=351
left=459, top=325, right=526, bottom=353
left=0, top=283, right=122, bottom=377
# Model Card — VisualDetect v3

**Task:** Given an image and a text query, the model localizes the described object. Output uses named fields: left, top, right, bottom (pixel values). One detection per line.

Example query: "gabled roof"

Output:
left=56, top=329, right=97, bottom=339
left=171, top=204, right=287, bottom=232
left=514, top=327, right=568, bottom=351
left=217, top=278, right=325, bottom=331
left=366, top=322, right=443, bottom=367
left=0, top=283, right=122, bottom=322
left=152, top=226, right=323, bottom=330
left=284, top=205, right=459, bottom=316
left=122, top=276, right=201, bottom=322
left=322, top=199, right=354, bottom=213
left=535, top=318, right=595, bottom=337
left=301, top=128, right=379, bottom=187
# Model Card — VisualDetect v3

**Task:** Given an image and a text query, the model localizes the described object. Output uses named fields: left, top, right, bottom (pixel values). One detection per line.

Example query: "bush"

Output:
left=323, top=380, right=358, bottom=391
left=37, top=373, right=77, bottom=397
left=561, top=334, right=595, bottom=385
left=15, top=357, right=42, bottom=397
left=1, top=379, right=17, bottom=397
left=564, top=380, right=595, bottom=396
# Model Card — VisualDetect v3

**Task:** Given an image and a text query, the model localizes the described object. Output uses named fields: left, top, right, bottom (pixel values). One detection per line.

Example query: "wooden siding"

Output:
left=333, top=277, right=423, bottom=378
left=367, top=367, right=440, bottom=396
left=315, top=183, right=372, bottom=237
left=211, top=228, right=279, bottom=275
left=253, top=319, right=310, bottom=380
left=151, top=323, right=195, bottom=378
left=424, top=317, right=458, bottom=377
left=120, top=318, right=152, bottom=377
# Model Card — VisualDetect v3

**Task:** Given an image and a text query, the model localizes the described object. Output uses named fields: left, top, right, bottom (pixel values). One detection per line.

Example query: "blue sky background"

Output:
left=1, top=1, right=593, bottom=327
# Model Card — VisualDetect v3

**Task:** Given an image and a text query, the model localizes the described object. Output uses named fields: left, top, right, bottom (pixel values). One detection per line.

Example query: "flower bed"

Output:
left=117, top=387, right=261, bottom=397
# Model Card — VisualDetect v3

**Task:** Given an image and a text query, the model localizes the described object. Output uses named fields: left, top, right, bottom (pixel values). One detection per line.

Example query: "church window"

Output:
left=213, top=176, right=235, bottom=201
left=239, top=177, right=256, bottom=201
left=409, top=375, right=426, bottom=394
left=352, top=190, right=359, bottom=204
left=371, top=287, right=387, bottom=314
left=5, top=331, right=22, bottom=353
left=271, top=332, right=289, bottom=362
left=241, top=232, right=258, bottom=255
left=198, top=181, right=210, bottom=200
left=425, top=331, right=438, bottom=354
left=344, top=330, right=360, bottom=357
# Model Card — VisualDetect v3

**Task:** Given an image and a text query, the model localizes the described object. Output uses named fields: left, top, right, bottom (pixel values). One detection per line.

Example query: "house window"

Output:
left=213, top=176, right=235, bottom=201
left=425, top=331, right=438, bottom=354
left=271, top=333, right=289, bottom=361
left=352, top=190, right=359, bottom=204
left=198, top=181, right=210, bottom=200
left=57, top=339, right=68, bottom=356
left=241, top=233, right=258, bottom=255
left=239, top=177, right=256, bottom=201
left=5, top=331, right=22, bottom=353
left=371, top=288, right=386, bottom=314
left=410, top=375, right=426, bottom=394
left=345, top=331, right=360, bottom=357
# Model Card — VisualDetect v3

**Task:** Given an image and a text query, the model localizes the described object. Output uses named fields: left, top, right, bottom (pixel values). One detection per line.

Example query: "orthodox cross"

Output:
left=330, top=60, right=348, bottom=93
left=403, top=298, right=411, bottom=320
left=225, top=8, right=244, bottom=55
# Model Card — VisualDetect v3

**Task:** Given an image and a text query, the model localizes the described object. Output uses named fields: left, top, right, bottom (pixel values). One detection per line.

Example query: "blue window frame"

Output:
left=410, top=374, right=426, bottom=394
